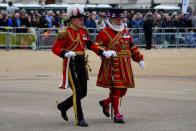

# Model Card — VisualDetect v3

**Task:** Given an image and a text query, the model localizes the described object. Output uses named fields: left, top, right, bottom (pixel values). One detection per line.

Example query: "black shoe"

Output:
left=77, top=119, right=88, bottom=127
left=114, top=114, right=125, bottom=124
left=57, top=104, right=68, bottom=121
left=99, top=100, right=110, bottom=117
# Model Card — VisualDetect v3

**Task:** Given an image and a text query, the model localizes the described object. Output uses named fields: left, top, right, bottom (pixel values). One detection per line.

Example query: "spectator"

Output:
left=53, top=10, right=62, bottom=27
left=6, top=1, right=19, bottom=17
left=143, top=12, right=154, bottom=49
left=37, top=12, right=48, bottom=28
left=132, top=12, right=143, bottom=29
left=122, top=17, right=128, bottom=28
left=60, top=12, right=68, bottom=27
left=7, top=15, right=12, bottom=26
left=0, top=13, right=7, bottom=27
left=154, top=14, right=163, bottom=45
left=45, top=10, right=54, bottom=28
left=85, top=13, right=97, bottom=30
left=12, top=13, right=21, bottom=32
left=95, top=12, right=106, bottom=29
left=154, top=13, right=162, bottom=28
left=31, top=13, right=40, bottom=27
left=186, top=30, right=196, bottom=47
left=162, top=14, right=175, bottom=43
left=0, top=13, right=8, bottom=32
left=127, top=10, right=134, bottom=28
left=174, top=13, right=186, bottom=32
left=20, top=11, right=31, bottom=32
left=85, top=12, right=97, bottom=41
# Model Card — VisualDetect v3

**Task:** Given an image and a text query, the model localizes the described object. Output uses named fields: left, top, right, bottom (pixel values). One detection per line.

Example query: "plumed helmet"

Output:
left=107, top=9, right=125, bottom=18
left=67, top=4, right=86, bottom=20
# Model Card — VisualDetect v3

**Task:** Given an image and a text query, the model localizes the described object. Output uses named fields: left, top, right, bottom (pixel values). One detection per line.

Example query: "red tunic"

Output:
left=96, top=27, right=144, bottom=88
left=52, top=25, right=101, bottom=89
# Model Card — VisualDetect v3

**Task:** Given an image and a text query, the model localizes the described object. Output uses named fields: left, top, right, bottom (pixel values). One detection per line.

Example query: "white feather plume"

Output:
left=67, top=4, right=85, bottom=19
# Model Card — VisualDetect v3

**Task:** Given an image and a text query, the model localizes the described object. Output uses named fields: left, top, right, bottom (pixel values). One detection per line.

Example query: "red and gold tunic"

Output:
left=52, top=25, right=101, bottom=89
left=96, top=27, right=144, bottom=88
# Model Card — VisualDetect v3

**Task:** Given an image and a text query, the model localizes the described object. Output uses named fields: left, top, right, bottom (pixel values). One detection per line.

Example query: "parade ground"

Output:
left=0, top=48, right=196, bottom=131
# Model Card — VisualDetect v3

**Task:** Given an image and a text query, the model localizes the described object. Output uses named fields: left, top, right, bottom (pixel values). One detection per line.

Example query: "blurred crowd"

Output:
left=0, top=2, right=196, bottom=32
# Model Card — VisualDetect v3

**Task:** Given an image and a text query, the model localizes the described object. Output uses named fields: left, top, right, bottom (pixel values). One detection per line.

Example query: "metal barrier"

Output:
left=36, top=28, right=58, bottom=49
left=130, top=27, right=196, bottom=48
left=0, top=27, right=196, bottom=50
left=0, top=27, right=37, bottom=50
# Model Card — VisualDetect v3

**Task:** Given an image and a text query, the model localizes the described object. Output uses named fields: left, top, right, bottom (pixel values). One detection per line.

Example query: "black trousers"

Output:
left=58, top=55, right=87, bottom=121
left=144, top=32, right=152, bottom=49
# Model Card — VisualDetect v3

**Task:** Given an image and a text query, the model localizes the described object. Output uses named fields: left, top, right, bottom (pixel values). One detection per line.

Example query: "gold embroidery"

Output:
left=66, top=30, right=85, bottom=50
left=103, top=29, right=122, bottom=50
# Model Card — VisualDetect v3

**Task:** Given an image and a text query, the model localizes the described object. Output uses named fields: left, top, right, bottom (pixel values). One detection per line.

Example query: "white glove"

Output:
left=103, top=51, right=111, bottom=58
left=64, top=51, right=76, bottom=58
left=103, top=50, right=117, bottom=58
left=139, top=60, right=145, bottom=69
left=108, top=50, right=117, bottom=57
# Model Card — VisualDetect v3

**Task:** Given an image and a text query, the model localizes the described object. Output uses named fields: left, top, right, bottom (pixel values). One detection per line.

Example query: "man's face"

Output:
left=71, top=17, right=84, bottom=29
left=110, top=17, right=122, bottom=25
left=15, top=13, right=20, bottom=19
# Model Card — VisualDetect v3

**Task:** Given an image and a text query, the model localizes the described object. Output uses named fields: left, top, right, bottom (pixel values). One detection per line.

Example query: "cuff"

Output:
left=59, top=50, right=67, bottom=58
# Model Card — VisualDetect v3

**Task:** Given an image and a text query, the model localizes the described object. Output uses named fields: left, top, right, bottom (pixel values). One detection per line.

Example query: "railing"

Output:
left=130, top=27, right=196, bottom=48
left=0, top=27, right=196, bottom=50
left=0, top=27, right=37, bottom=50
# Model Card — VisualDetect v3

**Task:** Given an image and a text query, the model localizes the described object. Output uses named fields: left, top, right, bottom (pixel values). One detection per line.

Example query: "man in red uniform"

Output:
left=52, top=5, right=114, bottom=127
left=96, top=9, right=145, bottom=124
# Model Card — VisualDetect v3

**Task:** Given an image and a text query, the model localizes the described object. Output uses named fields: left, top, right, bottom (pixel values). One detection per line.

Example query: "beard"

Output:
left=106, top=18, right=124, bottom=32
left=113, top=24, right=124, bottom=30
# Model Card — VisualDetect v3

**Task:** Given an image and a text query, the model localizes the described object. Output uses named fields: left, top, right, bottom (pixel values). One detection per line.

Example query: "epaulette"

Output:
left=57, top=27, right=67, bottom=39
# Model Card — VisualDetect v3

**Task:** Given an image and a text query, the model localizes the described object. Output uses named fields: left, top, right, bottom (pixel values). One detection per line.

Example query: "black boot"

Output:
left=99, top=100, right=110, bottom=117
left=57, top=104, right=68, bottom=121
left=77, top=119, right=88, bottom=127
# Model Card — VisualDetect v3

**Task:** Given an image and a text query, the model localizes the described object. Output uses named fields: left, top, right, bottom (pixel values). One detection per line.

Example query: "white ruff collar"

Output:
left=106, top=18, right=124, bottom=32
